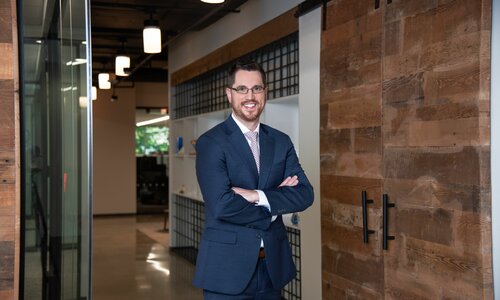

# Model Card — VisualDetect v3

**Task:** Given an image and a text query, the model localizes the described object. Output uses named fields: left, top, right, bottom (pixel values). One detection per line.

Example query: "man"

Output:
left=194, top=60, right=314, bottom=299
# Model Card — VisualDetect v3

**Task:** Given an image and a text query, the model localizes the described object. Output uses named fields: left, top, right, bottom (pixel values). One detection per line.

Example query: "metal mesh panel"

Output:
left=171, top=32, right=299, bottom=119
left=282, top=227, right=301, bottom=300
left=170, top=195, right=204, bottom=263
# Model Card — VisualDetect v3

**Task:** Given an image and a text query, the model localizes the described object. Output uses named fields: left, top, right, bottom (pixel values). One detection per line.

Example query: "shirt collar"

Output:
left=231, top=113, right=260, bottom=134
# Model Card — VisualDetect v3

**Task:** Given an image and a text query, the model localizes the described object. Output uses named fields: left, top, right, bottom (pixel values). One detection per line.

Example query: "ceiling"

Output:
left=91, top=0, right=248, bottom=84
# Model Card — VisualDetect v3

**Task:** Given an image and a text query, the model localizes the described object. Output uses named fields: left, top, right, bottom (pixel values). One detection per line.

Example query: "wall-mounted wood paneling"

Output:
left=320, top=0, right=384, bottom=298
left=321, top=0, right=492, bottom=298
left=0, top=0, right=19, bottom=299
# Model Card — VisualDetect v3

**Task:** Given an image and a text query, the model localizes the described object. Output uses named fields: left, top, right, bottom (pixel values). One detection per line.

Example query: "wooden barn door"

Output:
left=321, top=0, right=492, bottom=299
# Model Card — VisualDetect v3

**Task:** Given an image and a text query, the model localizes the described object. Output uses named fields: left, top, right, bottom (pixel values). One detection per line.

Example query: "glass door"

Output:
left=20, top=0, right=92, bottom=299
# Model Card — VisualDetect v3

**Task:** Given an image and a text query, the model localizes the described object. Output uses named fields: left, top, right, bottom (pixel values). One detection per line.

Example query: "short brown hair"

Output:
left=227, top=60, right=266, bottom=87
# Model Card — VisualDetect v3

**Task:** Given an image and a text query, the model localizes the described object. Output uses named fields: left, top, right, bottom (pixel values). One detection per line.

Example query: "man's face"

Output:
left=226, top=70, right=266, bottom=126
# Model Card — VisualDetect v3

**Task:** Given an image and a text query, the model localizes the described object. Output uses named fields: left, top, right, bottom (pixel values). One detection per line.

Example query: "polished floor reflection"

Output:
left=93, top=215, right=203, bottom=300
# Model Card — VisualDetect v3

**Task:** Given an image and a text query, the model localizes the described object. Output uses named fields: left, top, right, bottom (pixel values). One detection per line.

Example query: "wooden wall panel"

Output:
left=321, top=0, right=492, bottom=298
left=321, top=0, right=384, bottom=297
left=381, top=0, right=492, bottom=298
left=0, top=0, right=18, bottom=299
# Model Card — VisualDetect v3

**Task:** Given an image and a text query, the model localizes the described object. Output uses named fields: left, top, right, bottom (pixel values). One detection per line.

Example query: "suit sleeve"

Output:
left=263, top=137, right=314, bottom=216
left=196, top=134, right=272, bottom=230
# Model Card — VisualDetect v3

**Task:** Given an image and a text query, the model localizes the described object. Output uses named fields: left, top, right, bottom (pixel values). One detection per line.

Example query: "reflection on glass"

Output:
left=21, top=0, right=91, bottom=299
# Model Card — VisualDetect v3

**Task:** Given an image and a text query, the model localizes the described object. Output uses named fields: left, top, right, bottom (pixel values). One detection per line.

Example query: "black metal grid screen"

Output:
left=171, top=196, right=302, bottom=300
left=282, top=227, right=301, bottom=300
left=171, top=32, right=299, bottom=119
left=170, top=194, right=204, bottom=264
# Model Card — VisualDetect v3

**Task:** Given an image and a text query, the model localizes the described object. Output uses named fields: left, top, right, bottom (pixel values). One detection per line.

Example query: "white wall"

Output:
left=93, top=87, right=136, bottom=214
left=169, top=0, right=302, bottom=72
left=92, top=82, right=169, bottom=215
left=298, top=7, right=322, bottom=300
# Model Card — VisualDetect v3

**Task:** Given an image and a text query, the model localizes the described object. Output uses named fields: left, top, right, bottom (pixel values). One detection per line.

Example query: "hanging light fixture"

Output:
left=143, top=13, right=161, bottom=54
left=91, top=86, right=97, bottom=100
left=115, top=55, right=130, bottom=77
left=200, top=0, right=225, bottom=3
left=98, top=73, right=111, bottom=89
left=115, top=39, right=130, bottom=77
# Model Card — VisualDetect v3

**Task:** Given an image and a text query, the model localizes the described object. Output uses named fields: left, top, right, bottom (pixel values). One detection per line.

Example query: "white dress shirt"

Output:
left=231, top=114, right=277, bottom=230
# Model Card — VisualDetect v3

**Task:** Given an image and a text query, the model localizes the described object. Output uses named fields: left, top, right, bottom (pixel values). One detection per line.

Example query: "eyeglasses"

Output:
left=229, top=85, right=266, bottom=94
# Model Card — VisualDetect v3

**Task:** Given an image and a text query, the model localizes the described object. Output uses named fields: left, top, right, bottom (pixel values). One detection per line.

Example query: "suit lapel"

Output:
left=258, top=125, right=275, bottom=189
left=225, top=118, right=259, bottom=180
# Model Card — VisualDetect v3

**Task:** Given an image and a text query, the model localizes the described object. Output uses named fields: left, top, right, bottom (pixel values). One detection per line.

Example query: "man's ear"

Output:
left=225, top=88, right=232, bottom=104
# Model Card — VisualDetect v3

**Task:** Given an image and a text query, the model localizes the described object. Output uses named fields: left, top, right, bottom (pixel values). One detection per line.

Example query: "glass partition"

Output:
left=20, top=0, right=92, bottom=299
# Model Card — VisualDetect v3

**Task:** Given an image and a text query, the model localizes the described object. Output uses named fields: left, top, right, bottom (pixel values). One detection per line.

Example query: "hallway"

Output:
left=92, top=215, right=202, bottom=300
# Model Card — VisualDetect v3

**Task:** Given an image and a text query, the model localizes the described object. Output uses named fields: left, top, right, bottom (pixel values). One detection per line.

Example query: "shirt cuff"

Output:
left=255, top=190, right=270, bottom=211
left=255, top=190, right=277, bottom=222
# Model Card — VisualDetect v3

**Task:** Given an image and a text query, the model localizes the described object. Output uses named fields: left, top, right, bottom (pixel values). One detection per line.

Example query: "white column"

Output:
left=299, top=6, right=322, bottom=300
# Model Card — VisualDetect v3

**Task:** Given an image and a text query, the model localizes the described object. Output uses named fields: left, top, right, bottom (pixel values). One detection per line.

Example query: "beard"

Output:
left=231, top=100, right=265, bottom=123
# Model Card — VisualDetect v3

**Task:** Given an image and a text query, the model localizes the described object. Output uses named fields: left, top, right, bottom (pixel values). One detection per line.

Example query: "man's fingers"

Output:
left=279, top=175, right=299, bottom=187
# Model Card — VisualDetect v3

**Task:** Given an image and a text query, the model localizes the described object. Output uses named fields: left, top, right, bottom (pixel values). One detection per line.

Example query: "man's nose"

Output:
left=246, top=90, right=256, bottom=99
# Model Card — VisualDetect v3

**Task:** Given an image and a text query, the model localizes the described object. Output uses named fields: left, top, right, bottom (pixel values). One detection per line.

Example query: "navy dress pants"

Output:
left=203, top=258, right=282, bottom=300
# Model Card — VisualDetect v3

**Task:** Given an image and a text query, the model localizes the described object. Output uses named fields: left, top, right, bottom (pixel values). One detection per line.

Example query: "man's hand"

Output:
left=279, top=175, right=299, bottom=187
left=232, top=175, right=299, bottom=204
left=232, top=187, right=259, bottom=203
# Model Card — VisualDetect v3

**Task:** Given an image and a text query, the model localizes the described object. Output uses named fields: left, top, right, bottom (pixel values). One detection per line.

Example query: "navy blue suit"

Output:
left=193, top=116, right=314, bottom=295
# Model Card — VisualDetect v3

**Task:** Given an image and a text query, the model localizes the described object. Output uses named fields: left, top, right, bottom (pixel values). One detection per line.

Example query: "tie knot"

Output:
left=245, top=131, right=258, bottom=143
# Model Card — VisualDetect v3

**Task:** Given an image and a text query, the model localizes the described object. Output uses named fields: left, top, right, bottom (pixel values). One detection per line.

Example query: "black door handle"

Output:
left=362, top=191, right=375, bottom=243
left=382, top=194, right=395, bottom=250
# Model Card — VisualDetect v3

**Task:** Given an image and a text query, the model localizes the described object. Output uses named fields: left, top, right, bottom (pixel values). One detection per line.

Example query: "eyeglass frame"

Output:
left=228, top=85, right=267, bottom=94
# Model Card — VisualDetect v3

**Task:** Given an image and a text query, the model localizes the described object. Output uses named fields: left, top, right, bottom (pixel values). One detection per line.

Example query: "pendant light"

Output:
left=200, top=0, right=225, bottom=3
left=98, top=73, right=111, bottom=89
left=91, top=86, right=97, bottom=100
left=115, top=40, right=130, bottom=77
left=115, top=55, right=130, bottom=77
left=143, top=13, right=161, bottom=54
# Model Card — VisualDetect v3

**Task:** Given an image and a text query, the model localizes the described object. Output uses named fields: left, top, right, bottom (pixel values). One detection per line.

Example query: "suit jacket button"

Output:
left=256, top=234, right=261, bottom=239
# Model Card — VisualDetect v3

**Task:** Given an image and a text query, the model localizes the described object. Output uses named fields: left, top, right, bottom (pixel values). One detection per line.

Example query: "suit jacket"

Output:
left=193, top=116, right=314, bottom=295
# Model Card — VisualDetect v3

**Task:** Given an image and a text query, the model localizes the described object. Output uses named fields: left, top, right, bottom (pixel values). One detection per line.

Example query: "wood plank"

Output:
left=321, top=175, right=382, bottom=207
left=0, top=216, right=14, bottom=241
left=408, top=118, right=479, bottom=147
left=323, top=272, right=381, bottom=300
left=171, top=9, right=298, bottom=86
left=321, top=83, right=380, bottom=106
left=325, top=0, right=374, bottom=29
left=402, top=0, right=481, bottom=52
left=385, top=237, right=487, bottom=299
left=321, top=218, right=381, bottom=257
left=384, top=178, right=483, bottom=213
left=453, top=211, right=491, bottom=254
left=0, top=0, right=12, bottom=43
left=383, top=146, right=480, bottom=186
left=0, top=81, right=15, bottom=135
left=0, top=241, right=14, bottom=291
left=0, top=184, right=15, bottom=208
left=382, top=71, right=424, bottom=105
left=0, top=44, right=13, bottom=80
left=0, top=165, right=15, bottom=184
left=320, top=127, right=382, bottom=177
left=395, top=207, right=453, bottom=246
left=322, top=245, right=384, bottom=293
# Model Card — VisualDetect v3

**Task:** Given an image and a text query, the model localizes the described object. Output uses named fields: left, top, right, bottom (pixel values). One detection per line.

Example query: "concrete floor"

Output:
left=92, top=215, right=203, bottom=300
